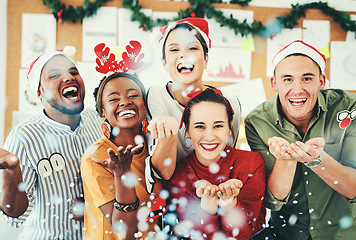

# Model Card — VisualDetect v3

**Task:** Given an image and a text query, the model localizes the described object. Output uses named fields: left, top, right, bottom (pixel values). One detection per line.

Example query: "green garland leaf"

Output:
left=42, top=0, right=356, bottom=38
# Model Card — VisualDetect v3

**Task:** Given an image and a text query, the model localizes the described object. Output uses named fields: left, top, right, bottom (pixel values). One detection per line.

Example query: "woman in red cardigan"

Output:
left=166, top=88, right=266, bottom=240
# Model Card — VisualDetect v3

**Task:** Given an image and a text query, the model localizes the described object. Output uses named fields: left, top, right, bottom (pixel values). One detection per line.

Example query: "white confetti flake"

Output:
left=288, top=214, right=298, bottom=226
left=134, top=135, right=144, bottom=145
left=112, top=221, right=127, bottom=238
left=112, top=127, right=120, bottom=136
left=220, top=151, right=227, bottom=157
left=209, top=162, right=220, bottom=174
left=339, top=216, right=352, bottom=229
left=18, top=182, right=28, bottom=192
left=121, top=172, right=138, bottom=188
left=164, top=158, right=172, bottom=166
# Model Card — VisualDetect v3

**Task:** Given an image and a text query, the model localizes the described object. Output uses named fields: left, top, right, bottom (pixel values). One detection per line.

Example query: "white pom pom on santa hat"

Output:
left=62, top=46, right=76, bottom=57
left=27, top=46, right=77, bottom=95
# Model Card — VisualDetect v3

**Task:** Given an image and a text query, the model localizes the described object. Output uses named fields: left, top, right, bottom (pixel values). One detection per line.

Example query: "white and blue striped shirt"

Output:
left=1, top=109, right=102, bottom=239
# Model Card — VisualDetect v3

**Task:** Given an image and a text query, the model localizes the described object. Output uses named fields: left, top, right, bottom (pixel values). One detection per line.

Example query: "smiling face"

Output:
left=186, top=102, right=231, bottom=166
left=163, top=27, right=208, bottom=87
left=101, top=76, right=146, bottom=132
left=39, top=55, right=85, bottom=116
left=272, top=55, right=326, bottom=127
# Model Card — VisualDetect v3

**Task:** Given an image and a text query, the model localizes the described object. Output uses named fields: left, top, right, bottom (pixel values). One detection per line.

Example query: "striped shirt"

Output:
left=1, top=109, right=102, bottom=240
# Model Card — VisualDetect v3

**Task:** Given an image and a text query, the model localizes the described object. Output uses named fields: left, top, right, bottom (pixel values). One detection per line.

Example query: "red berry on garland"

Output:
left=57, top=10, right=63, bottom=23
left=141, top=26, right=145, bottom=31
left=191, top=13, right=196, bottom=17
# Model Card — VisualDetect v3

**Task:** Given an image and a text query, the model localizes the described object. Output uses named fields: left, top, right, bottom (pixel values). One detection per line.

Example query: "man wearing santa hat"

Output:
left=245, top=40, right=356, bottom=239
left=0, top=47, right=102, bottom=239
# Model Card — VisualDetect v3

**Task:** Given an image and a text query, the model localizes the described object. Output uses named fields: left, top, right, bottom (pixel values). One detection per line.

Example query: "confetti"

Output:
left=288, top=214, right=298, bottom=225
left=112, top=127, right=120, bottom=136
left=164, top=158, right=172, bottom=166
left=164, top=213, right=178, bottom=225
left=209, top=162, right=220, bottom=174
left=134, top=135, right=144, bottom=145
left=121, top=172, right=138, bottom=188
left=18, top=182, right=28, bottom=192
left=187, top=85, right=194, bottom=93
left=220, top=151, right=227, bottom=157
left=339, top=216, right=352, bottom=229
left=72, top=202, right=85, bottom=217
left=112, top=221, right=127, bottom=238
left=159, top=189, right=169, bottom=199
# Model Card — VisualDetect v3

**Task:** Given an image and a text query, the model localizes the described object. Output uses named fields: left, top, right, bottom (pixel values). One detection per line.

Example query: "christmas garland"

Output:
left=42, top=0, right=356, bottom=37
left=42, top=0, right=112, bottom=23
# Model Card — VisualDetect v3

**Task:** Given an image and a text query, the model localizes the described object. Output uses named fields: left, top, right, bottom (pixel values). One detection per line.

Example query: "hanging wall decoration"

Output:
left=42, top=0, right=356, bottom=38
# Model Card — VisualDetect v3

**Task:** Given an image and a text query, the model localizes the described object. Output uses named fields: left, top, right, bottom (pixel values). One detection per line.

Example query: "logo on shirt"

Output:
left=37, top=152, right=66, bottom=178
left=336, top=108, right=356, bottom=129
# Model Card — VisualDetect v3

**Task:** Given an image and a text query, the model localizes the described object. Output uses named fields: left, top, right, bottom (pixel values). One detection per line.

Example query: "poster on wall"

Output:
left=330, top=41, right=356, bottom=90
left=207, top=8, right=254, bottom=48
left=302, top=20, right=330, bottom=49
left=21, top=14, right=56, bottom=69
left=205, top=46, right=251, bottom=82
left=266, top=28, right=302, bottom=77
left=82, top=6, right=118, bottom=62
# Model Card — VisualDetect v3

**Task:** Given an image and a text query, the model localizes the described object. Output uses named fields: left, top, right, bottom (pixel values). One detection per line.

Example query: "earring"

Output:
left=101, top=121, right=111, bottom=139
left=184, top=137, right=192, bottom=149
left=142, top=118, right=149, bottom=135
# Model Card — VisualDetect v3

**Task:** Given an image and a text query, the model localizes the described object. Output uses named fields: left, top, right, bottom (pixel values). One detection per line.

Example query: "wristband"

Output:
left=114, top=197, right=140, bottom=212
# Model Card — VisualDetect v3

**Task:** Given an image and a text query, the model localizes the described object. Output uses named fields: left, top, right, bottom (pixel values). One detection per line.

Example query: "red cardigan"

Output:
left=167, top=146, right=266, bottom=240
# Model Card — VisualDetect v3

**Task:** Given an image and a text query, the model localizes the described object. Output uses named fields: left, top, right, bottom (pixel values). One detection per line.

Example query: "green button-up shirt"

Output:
left=245, top=89, right=356, bottom=240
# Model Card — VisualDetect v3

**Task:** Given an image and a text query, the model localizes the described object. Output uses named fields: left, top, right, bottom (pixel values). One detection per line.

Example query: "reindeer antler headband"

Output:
left=94, top=41, right=146, bottom=117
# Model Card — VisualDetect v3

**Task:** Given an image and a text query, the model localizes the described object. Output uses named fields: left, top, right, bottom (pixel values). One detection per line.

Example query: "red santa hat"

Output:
left=158, top=17, right=211, bottom=49
left=272, top=40, right=326, bottom=73
left=27, top=46, right=76, bottom=95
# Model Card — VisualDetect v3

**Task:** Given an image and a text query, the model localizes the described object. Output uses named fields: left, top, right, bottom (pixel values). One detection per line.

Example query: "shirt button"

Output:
left=306, top=181, right=309, bottom=184
left=310, top=227, right=314, bottom=230
left=304, top=172, right=308, bottom=175
left=308, top=192, right=312, bottom=195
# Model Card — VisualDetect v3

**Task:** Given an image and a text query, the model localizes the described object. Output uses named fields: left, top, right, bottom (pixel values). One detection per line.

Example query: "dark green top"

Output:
left=245, top=89, right=356, bottom=240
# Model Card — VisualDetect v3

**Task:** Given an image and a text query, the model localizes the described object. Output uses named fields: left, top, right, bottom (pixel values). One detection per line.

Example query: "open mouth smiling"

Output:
left=117, top=109, right=137, bottom=118
left=201, top=143, right=219, bottom=151
left=289, top=98, right=307, bottom=106
left=62, top=86, right=79, bottom=100
left=177, top=63, right=194, bottom=73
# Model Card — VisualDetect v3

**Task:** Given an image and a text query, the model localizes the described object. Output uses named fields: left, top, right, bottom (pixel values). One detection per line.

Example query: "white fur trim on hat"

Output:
left=27, top=46, right=76, bottom=95
left=272, top=40, right=326, bottom=74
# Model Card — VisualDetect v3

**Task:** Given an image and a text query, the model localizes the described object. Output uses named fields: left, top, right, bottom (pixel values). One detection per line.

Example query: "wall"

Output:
left=4, top=0, right=356, bottom=141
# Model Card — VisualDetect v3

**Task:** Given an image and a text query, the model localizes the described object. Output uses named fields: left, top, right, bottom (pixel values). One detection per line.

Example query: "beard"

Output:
left=47, top=98, right=84, bottom=115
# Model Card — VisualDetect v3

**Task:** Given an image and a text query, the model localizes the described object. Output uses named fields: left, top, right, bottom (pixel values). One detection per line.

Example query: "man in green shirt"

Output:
left=245, top=40, right=356, bottom=240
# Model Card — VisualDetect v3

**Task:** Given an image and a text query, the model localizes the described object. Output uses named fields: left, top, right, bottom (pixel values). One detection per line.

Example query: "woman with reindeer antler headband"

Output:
left=146, top=17, right=242, bottom=170
left=80, top=41, right=176, bottom=240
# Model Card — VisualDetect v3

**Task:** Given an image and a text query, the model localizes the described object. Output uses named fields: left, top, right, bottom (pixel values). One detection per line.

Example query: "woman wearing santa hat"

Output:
left=146, top=18, right=242, bottom=179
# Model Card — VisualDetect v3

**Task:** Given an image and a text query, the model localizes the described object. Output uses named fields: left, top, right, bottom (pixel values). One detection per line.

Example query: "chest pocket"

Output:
left=324, top=142, right=342, bottom=163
